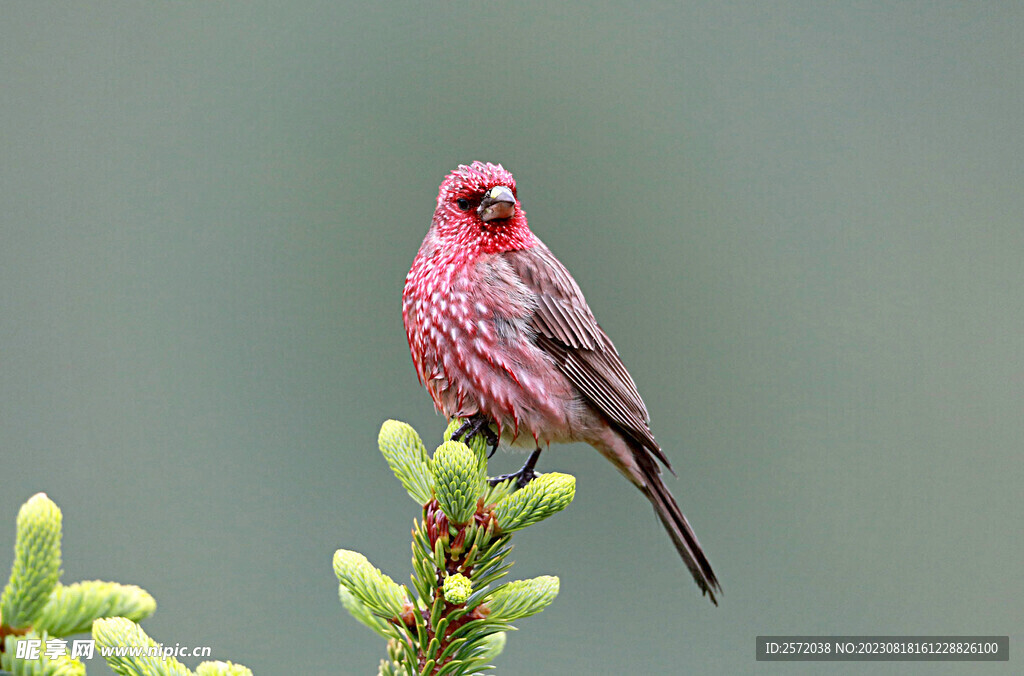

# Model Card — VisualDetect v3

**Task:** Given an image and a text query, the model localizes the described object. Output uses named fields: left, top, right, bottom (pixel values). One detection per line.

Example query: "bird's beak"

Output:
left=478, top=185, right=516, bottom=222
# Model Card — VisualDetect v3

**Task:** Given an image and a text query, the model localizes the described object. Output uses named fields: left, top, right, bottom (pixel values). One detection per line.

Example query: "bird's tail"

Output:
left=595, top=433, right=720, bottom=605
left=640, top=460, right=720, bottom=604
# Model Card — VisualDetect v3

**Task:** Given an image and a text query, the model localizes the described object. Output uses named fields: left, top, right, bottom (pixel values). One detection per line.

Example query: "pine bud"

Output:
left=492, top=473, right=575, bottom=532
left=34, top=580, right=156, bottom=637
left=442, top=573, right=472, bottom=605
left=432, top=441, right=485, bottom=525
left=379, top=420, right=433, bottom=505
left=1, top=493, right=63, bottom=629
left=485, top=576, right=560, bottom=621
left=333, top=549, right=409, bottom=619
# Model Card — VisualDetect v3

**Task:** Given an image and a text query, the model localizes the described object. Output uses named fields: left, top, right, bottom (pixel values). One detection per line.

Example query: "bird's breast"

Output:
left=403, top=252, right=576, bottom=442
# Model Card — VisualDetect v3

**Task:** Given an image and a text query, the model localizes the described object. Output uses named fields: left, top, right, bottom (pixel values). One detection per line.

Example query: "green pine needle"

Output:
left=339, top=584, right=396, bottom=639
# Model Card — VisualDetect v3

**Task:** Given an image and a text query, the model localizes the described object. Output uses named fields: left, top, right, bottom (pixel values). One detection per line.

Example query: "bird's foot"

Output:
left=451, top=414, right=499, bottom=459
left=488, top=448, right=542, bottom=489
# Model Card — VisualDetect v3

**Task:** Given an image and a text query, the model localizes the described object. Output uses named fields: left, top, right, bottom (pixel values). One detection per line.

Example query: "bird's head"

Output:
left=431, top=162, right=534, bottom=254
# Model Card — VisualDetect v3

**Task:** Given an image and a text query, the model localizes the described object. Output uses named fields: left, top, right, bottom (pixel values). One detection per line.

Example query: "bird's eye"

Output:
left=456, top=198, right=470, bottom=211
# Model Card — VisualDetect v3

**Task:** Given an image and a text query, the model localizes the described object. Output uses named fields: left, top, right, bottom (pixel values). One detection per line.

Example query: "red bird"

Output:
left=402, top=162, right=720, bottom=604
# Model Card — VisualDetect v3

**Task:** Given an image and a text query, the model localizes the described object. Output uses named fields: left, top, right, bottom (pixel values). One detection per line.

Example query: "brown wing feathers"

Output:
left=503, top=247, right=669, bottom=467
left=503, top=245, right=721, bottom=603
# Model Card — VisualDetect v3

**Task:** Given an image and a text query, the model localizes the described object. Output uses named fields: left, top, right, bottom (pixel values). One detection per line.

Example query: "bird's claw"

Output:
left=487, top=466, right=537, bottom=489
left=487, top=447, right=543, bottom=489
left=451, top=414, right=499, bottom=458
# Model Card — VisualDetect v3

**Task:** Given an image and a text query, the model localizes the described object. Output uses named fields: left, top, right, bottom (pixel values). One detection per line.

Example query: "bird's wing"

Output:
left=501, top=245, right=671, bottom=469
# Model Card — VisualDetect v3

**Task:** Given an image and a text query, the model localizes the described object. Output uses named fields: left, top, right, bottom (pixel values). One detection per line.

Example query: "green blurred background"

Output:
left=2, top=2, right=1021, bottom=674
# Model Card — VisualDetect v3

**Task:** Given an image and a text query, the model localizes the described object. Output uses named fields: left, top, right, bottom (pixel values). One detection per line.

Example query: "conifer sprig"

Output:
left=335, top=419, right=575, bottom=675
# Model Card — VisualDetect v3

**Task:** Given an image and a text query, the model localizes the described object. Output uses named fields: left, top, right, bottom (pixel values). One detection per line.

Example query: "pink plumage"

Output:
left=402, top=162, right=720, bottom=603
